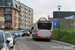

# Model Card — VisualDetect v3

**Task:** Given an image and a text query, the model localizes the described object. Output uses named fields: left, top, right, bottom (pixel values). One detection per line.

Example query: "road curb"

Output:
left=51, top=40, right=75, bottom=49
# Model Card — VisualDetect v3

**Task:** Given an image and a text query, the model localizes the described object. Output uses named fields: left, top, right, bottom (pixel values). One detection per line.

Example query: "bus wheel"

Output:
left=48, top=39, right=51, bottom=41
left=32, top=35, right=34, bottom=39
left=34, top=37, right=36, bottom=40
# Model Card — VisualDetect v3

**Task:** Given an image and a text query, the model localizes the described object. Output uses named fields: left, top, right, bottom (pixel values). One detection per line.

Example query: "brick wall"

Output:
left=0, top=8, right=4, bottom=15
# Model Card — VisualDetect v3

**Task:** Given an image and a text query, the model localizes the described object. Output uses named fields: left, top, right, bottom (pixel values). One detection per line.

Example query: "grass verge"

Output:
left=53, top=28, right=75, bottom=45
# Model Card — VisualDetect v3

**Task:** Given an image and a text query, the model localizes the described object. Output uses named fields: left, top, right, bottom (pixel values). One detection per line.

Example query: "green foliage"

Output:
left=0, top=28, right=5, bottom=30
left=53, top=28, right=75, bottom=45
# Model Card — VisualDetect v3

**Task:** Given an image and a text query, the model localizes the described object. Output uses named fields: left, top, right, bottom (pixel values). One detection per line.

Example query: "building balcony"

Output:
left=6, top=5, right=12, bottom=7
left=29, top=16, right=31, bottom=19
left=29, top=9, right=31, bottom=12
left=4, top=11, right=12, bottom=14
left=5, top=19, right=12, bottom=22
left=29, top=21, right=31, bottom=23
left=5, top=24, right=12, bottom=27
left=25, top=23, right=27, bottom=25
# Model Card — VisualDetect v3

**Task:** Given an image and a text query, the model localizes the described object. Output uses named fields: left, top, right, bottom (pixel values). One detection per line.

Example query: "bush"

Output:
left=53, top=28, right=75, bottom=45
left=0, top=28, right=5, bottom=30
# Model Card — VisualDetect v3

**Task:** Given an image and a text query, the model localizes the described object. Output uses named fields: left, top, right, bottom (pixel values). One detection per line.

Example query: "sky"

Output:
left=19, top=0, right=75, bottom=23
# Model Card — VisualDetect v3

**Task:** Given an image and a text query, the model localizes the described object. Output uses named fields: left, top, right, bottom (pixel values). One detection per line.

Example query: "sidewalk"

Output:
left=51, top=40, right=75, bottom=49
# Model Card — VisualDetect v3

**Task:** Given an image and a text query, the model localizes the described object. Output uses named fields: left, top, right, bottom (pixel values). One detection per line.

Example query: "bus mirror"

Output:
left=32, top=27, right=34, bottom=30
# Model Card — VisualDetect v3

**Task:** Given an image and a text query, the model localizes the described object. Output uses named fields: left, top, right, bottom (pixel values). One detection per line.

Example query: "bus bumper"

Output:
left=35, top=35, right=52, bottom=39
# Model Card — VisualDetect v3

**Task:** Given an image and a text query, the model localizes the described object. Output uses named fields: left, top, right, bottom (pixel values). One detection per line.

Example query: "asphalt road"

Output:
left=10, top=35, right=74, bottom=50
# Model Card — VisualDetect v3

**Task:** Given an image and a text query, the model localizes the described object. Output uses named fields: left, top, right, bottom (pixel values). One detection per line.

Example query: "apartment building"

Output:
left=0, top=0, right=33, bottom=30
left=0, top=13, right=5, bottom=29
left=19, top=3, right=33, bottom=30
left=0, top=0, right=20, bottom=30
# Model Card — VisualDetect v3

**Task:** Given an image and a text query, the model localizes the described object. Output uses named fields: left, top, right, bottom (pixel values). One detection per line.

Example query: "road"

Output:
left=10, top=35, right=74, bottom=50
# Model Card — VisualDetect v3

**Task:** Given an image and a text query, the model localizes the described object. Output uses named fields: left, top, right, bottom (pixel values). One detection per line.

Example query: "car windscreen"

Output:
left=0, top=32, right=4, bottom=43
left=38, top=23, right=52, bottom=30
left=13, top=31, right=17, bottom=33
left=5, top=33, right=11, bottom=37
left=17, top=32, right=20, bottom=33
left=19, top=31, right=21, bottom=33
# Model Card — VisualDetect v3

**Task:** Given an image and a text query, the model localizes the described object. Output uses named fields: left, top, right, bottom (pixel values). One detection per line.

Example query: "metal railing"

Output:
left=57, top=19, right=75, bottom=30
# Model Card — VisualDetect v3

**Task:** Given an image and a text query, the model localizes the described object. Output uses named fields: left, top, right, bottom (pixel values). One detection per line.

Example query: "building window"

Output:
left=29, top=9, right=31, bottom=12
left=15, top=16, right=16, bottom=20
left=6, top=2, right=12, bottom=6
left=29, top=25, right=31, bottom=27
left=25, top=16, right=27, bottom=18
left=29, top=21, right=30, bottom=23
left=25, top=20, right=26, bottom=22
left=15, top=10, right=16, bottom=14
left=25, top=8, right=26, bottom=10
left=29, top=16, right=31, bottom=19
left=18, top=17, right=20, bottom=21
left=5, top=15, right=11, bottom=20
left=25, top=24, right=26, bottom=26
left=19, top=7, right=21, bottom=10
left=5, top=22, right=11, bottom=25
left=5, top=22, right=12, bottom=27
left=15, top=4, right=18, bottom=8
left=5, top=8, right=11, bottom=13
left=15, top=22, right=16, bottom=27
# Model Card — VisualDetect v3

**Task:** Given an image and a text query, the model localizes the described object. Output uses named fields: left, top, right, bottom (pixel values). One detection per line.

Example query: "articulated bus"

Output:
left=32, top=20, right=53, bottom=41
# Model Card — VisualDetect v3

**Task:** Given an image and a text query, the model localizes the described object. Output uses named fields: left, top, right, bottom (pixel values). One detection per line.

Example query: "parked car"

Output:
left=20, top=30, right=30, bottom=36
left=0, top=30, right=9, bottom=50
left=10, top=31, right=15, bottom=39
left=5, top=31, right=15, bottom=39
left=18, top=31, right=22, bottom=36
left=13, top=31, right=19, bottom=37
left=5, top=32, right=15, bottom=48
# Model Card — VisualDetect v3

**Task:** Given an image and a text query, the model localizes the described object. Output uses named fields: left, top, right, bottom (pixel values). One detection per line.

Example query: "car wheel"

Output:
left=14, top=37, right=15, bottom=39
left=11, top=46, right=13, bottom=49
left=14, top=41, right=15, bottom=45
left=28, top=35, right=30, bottom=37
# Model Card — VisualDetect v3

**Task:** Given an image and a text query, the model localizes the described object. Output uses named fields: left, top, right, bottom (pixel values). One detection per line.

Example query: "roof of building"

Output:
left=0, top=13, right=4, bottom=17
left=19, top=2, right=33, bottom=10
left=53, top=11, right=75, bottom=12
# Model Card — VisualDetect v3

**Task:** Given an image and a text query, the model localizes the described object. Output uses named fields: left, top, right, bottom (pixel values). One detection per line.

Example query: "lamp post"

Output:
left=57, top=5, right=61, bottom=39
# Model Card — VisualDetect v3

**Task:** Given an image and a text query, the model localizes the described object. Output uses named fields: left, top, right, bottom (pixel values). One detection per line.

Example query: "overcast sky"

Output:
left=19, top=0, right=75, bottom=23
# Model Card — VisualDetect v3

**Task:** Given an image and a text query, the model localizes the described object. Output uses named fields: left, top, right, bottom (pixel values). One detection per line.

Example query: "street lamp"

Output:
left=57, top=5, right=61, bottom=39
left=57, top=5, right=61, bottom=11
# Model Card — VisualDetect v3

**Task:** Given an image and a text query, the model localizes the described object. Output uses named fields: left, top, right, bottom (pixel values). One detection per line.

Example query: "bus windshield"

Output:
left=38, top=23, right=52, bottom=30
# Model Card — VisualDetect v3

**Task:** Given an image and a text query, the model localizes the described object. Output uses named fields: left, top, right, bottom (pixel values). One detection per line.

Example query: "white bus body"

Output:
left=32, top=17, right=53, bottom=41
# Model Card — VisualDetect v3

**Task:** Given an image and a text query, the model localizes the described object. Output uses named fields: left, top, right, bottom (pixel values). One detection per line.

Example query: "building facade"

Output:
left=0, top=0, right=33, bottom=30
left=20, top=3, right=33, bottom=30
left=0, top=0, right=20, bottom=30
left=53, top=11, right=75, bottom=18
left=0, top=13, right=5, bottom=29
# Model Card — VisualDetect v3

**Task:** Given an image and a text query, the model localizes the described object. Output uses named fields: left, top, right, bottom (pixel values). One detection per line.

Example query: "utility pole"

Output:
left=57, top=5, right=61, bottom=39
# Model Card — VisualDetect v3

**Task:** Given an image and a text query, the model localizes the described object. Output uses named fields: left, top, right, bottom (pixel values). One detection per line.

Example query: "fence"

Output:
left=55, top=19, right=75, bottom=39
left=57, top=19, right=75, bottom=31
left=53, top=19, right=75, bottom=44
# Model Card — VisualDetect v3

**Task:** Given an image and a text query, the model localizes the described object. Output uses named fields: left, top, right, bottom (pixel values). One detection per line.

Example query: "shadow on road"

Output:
left=34, top=39, right=50, bottom=42
left=16, top=36, right=51, bottom=42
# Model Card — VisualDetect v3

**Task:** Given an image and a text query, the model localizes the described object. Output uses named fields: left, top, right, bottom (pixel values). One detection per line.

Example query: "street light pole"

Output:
left=57, top=5, right=61, bottom=39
